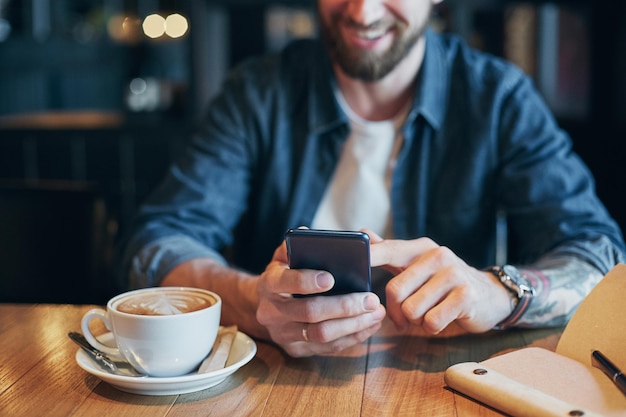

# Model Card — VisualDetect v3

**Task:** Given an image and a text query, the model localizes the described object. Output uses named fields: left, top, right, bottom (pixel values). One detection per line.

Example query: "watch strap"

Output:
left=494, top=288, right=532, bottom=329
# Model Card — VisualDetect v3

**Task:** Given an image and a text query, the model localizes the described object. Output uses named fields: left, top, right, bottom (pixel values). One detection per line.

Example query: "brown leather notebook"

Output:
left=445, top=264, right=626, bottom=417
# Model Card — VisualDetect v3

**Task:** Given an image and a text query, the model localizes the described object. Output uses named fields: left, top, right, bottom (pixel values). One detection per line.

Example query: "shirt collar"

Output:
left=409, top=28, right=448, bottom=132
left=308, top=43, right=349, bottom=134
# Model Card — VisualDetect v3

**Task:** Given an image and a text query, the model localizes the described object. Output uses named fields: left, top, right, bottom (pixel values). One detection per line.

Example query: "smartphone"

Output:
left=285, top=228, right=371, bottom=296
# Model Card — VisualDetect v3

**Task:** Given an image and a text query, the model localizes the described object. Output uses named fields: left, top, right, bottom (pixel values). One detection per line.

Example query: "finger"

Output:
left=369, top=237, right=439, bottom=269
left=398, top=270, right=458, bottom=333
left=285, top=292, right=382, bottom=324
left=314, top=321, right=383, bottom=354
left=304, top=304, right=386, bottom=343
left=262, top=266, right=335, bottom=298
left=285, top=321, right=384, bottom=358
left=421, top=291, right=466, bottom=334
left=396, top=262, right=495, bottom=334
left=384, top=246, right=459, bottom=330
left=264, top=293, right=382, bottom=332
left=273, top=239, right=289, bottom=263
left=385, top=293, right=410, bottom=332
left=257, top=242, right=293, bottom=298
left=384, top=260, right=437, bottom=328
left=272, top=303, right=385, bottom=346
left=421, top=271, right=509, bottom=334
left=361, top=228, right=383, bottom=243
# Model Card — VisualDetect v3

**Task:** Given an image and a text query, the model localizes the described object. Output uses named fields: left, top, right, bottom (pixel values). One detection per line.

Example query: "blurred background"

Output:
left=1, top=0, right=624, bottom=304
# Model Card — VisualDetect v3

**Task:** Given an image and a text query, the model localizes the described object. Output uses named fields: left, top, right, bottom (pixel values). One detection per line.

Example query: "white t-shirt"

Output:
left=311, top=91, right=409, bottom=238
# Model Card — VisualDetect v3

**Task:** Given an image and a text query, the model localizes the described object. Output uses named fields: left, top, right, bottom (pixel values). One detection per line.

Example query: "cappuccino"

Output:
left=115, top=290, right=215, bottom=316
left=82, top=287, right=222, bottom=376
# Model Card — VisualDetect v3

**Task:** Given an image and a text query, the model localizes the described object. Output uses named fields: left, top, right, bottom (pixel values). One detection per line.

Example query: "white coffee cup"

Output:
left=81, top=287, right=221, bottom=377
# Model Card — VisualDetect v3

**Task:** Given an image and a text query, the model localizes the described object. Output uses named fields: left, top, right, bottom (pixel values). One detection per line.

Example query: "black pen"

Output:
left=592, top=350, right=626, bottom=398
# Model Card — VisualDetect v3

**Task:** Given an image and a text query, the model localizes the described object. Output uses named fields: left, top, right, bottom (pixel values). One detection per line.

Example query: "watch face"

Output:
left=502, top=265, right=525, bottom=282
left=501, top=265, right=534, bottom=296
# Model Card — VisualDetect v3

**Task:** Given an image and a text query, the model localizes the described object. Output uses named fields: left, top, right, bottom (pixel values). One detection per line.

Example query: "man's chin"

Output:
left=335, top=55, right=395, bottom=82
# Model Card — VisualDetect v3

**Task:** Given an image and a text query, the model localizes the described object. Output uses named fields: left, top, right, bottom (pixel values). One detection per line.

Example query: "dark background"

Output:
left=1, top=0, right=624, bottom=304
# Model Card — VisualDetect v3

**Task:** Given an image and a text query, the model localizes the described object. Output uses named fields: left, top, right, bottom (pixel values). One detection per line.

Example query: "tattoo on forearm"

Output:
left=517, top=256, right=604, bottom=327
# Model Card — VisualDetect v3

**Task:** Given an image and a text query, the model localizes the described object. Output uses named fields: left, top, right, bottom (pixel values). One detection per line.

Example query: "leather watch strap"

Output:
left=494, top=288, right=532, bottom=329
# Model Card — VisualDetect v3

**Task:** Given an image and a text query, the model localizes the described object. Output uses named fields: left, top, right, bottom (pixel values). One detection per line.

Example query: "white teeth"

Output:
left=357, top=27, right=387, bottom=40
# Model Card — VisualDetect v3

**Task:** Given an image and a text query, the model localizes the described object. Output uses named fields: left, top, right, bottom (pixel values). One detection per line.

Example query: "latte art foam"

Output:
left=116, top=291, right=214, bottom=316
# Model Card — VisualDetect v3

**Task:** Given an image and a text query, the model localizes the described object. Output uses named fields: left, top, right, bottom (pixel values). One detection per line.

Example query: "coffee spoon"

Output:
left=68, top=332, right=146, bottom=378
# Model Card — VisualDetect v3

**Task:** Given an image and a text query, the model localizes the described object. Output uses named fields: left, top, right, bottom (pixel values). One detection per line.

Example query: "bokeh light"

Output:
left=107, top=14, right=142, bottom=43
left=165, top=13, right=188, bottom=38
left=142, top=14, right=166, bottom=39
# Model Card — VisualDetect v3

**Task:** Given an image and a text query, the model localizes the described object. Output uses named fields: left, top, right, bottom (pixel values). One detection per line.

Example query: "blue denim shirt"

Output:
left=121, top=30, right=625, bottom=288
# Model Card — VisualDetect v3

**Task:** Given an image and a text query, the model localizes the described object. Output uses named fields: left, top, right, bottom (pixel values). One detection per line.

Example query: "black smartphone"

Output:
left=285, top=228, right=372, bottom=296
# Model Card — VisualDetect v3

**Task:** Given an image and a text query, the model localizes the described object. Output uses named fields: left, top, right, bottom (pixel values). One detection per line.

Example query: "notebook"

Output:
left=444, top=264, right=626, bottom=417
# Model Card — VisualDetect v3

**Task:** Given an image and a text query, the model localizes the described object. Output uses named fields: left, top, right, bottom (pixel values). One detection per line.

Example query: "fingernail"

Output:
left=315, top=272, right=333, bottom=289
left=363, top=294, right=379, bottom=311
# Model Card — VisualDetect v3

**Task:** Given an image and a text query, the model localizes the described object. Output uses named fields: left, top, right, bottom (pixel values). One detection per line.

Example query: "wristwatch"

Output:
left=488, top=265, right=535, bottom=329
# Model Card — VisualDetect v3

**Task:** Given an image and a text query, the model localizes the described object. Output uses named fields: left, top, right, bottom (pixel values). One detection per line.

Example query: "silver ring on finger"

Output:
left=302, top=324, right=309, bottom=342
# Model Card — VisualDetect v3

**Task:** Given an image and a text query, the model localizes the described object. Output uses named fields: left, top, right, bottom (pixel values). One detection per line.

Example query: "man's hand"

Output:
left=256, top=241, right=386, bottom=357
left=367, top=230, right=512, bottom=334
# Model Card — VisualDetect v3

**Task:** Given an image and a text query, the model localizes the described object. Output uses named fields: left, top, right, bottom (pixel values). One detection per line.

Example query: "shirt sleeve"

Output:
left=495, top=73, right=626, bottom=271
left=128, top=235, right=227, bottom=289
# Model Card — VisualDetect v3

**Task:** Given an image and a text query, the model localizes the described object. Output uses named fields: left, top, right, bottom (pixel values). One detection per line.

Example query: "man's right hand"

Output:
left=256, top=242, right=386, bottom=357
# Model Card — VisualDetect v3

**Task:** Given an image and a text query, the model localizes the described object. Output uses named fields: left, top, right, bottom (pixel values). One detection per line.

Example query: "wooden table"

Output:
left=0, top=303, right=563, bottom=416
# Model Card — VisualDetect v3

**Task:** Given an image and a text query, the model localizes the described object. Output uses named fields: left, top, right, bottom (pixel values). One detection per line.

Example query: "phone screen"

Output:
left=285, top=229, right=371, bottom=296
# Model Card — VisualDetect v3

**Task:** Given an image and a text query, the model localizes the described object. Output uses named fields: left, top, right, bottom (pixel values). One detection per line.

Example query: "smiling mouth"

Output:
left=355, top=26, right=389, bottom=40
left=344, top=19, right=394, bottom=42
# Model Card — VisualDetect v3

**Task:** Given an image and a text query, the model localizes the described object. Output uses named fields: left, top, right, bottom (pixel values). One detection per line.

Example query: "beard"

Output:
left=320, top=10, right=430, bottom=82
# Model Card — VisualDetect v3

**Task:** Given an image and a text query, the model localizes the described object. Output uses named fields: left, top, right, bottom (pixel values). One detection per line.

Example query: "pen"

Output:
left=592, top=350, right=626, bottom=398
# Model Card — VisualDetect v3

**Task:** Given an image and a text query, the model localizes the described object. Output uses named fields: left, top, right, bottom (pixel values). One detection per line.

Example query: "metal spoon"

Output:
left=68, top=331, right=146, bottom=377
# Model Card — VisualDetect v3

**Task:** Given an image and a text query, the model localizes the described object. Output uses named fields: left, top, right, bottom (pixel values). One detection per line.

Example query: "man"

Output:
left=120, top=0, right=625, bottom=358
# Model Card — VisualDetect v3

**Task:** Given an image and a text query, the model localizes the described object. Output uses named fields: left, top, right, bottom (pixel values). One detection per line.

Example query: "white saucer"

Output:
left=75, top=331, right=257, bottom=396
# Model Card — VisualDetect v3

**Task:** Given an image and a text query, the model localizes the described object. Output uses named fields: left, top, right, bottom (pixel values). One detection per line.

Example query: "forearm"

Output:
left=125, top=235, right=227, bottom=289
left=161, top=258, right=270, bottom=341
left=125, top=235, right=270, bottom=341
left=507, top=233, right=625, bottom=328
left=516, top=255, right=604, bottom=327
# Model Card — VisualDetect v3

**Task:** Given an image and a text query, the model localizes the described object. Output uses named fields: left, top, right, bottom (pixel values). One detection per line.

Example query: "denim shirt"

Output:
left=121, top=30, right=625, bottom=288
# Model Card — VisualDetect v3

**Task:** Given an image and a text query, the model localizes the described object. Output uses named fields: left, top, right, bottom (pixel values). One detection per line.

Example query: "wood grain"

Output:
left=0, top=304, right=563, bottom=417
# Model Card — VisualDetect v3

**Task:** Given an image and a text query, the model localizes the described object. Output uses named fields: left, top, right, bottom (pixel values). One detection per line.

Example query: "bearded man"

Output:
left=120, top=0, right=625, bottom=357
